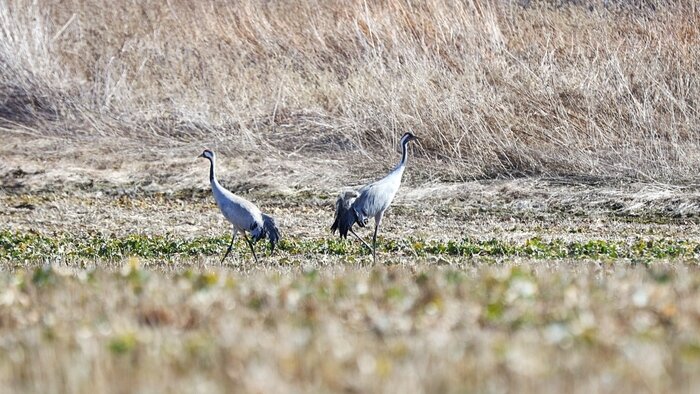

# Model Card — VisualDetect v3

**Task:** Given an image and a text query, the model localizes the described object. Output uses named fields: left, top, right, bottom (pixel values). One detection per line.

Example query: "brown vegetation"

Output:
left=1, top=1, right=699, bottom=180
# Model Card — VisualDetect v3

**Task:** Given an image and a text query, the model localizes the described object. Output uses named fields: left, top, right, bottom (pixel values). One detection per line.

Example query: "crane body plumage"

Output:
left=200, top=150, right=280, bottom=263
left=351, top=165, right=404, bottom=227
left=332, top=132, right=418, bottom=262
left=211, top=181, right=264, bottom=239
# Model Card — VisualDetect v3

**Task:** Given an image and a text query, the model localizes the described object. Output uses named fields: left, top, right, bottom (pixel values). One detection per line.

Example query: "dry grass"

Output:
left=1, top=0, right=699, bottom=180
left=5, top=173, right=700, bottom=243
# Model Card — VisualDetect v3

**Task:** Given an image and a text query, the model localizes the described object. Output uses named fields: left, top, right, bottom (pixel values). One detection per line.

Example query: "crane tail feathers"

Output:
left=336, top=206, right=358, bottom=239
left=330, top=202, right=346, bottom=234
left=331, top=190, right=359, bottom=235
left=262, top=214, right=280, bottom=253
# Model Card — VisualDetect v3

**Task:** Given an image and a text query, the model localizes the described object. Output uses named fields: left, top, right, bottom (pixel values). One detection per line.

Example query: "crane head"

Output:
left=199, top=149, right=214, bottom=160
left=401, top=132, right=418, bottom=143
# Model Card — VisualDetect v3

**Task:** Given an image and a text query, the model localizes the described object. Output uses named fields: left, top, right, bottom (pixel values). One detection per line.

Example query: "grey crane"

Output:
left=199, top=149, right=280, bottom=264
left=331, top=132, right=418, bottom=263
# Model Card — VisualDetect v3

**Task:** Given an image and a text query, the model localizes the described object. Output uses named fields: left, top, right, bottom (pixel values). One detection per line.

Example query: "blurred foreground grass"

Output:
left=1, top=262, right=699, bottom=393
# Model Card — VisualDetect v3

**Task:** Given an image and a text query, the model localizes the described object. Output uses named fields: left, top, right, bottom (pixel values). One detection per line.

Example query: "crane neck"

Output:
left=397, top=138, right=409, bottom=169
left=207, top=157, right=216, bottom=184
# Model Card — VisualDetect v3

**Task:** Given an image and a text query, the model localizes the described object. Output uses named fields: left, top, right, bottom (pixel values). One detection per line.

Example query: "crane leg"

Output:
left=221, top=231, right=238, bottom=263
left=244, top=233, right=260, bottom=264
left=372, top=215, right=383, bottom=264
left=350, top=228, right=373, bottom=253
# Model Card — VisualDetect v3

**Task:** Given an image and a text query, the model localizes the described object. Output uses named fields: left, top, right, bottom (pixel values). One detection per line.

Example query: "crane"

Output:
left=331, top=132, right=419, bottom=263
left=199, top=149, right=280, bottom=264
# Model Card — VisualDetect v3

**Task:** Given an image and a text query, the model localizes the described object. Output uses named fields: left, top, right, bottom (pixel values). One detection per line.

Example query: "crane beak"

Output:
left=198, top=153, right=205, bottom=158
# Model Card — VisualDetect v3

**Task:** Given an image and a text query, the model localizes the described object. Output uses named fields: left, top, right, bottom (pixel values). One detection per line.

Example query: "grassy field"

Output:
left=2, top=0, right=700, bottom=393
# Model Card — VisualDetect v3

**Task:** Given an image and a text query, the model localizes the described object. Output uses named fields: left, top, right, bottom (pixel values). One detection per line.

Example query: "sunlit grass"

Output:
left=1, top=1, right=699, bottom=180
